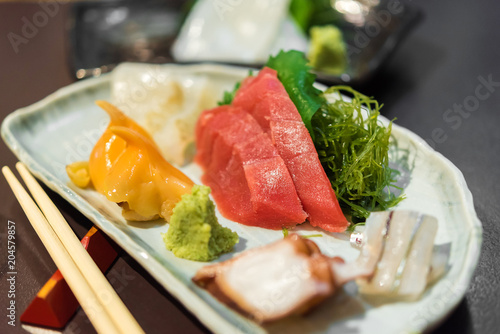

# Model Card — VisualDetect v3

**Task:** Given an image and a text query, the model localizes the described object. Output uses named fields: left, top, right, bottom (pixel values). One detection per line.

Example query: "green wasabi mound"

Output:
left=308, top=25, right=347, bottom=76
left=163, top=185, right=238, bottom=261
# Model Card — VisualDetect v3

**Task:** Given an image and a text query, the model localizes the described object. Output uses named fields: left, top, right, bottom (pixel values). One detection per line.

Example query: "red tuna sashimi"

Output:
left=195, top=105, right=241, bottom=170
left=247, top=93, right=302, bottom=134
left=201, top=152, right=253, bottom=224
left=236, top=134, right=306, bottom=227
left=283, top=152, right=347, bottom=232
left=270, top=120, right=316, bottom=160
left=195, top=106, right=306, bottom=229
left=232, top=67, right=284, bottom=112
left=232, top=67, right=292, bottom=120
left=233, top=69, right=349, bottom=232
left=195, top=105, right=226, bottom=169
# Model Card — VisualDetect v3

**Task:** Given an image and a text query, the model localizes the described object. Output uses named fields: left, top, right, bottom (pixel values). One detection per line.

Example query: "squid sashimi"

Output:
left=89, top=101, right=193, bottom=221
left=356, top=211, right=444, bottom=301
left=233, top=68, right=348, bottom=232
left=195, top=106, right=307, bottom=229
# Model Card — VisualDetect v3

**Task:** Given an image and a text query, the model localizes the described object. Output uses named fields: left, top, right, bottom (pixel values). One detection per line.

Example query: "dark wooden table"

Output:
left=1, top=1, right=498, bottom=333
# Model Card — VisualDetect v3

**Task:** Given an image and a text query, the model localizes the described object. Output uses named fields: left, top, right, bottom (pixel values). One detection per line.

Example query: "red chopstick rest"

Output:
left=20, top=226, right=118, bottom=328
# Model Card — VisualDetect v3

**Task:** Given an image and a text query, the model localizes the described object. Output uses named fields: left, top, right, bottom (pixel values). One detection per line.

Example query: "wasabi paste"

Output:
left=308, top=25, right=347, bottom=75
left=163, top=185, right=238, bottom=261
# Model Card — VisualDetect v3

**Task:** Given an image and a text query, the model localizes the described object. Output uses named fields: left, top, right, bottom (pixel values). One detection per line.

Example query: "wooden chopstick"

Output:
left=15, top=162, right=144, bottom=334
left=2, top=166, right=119, bottom=334
left=3, top=164, right=144, bottom=334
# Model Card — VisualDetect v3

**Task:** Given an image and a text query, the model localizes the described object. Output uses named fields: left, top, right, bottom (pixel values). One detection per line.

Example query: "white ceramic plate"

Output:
left=1, top=64, right=482, bottom=334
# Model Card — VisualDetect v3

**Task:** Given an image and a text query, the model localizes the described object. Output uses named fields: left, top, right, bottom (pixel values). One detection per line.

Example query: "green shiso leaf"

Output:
left=217, top=69, right=254, bottom=106
left=266, top=50, right=324, bottom=138
left=312, top=85, right=404, bottom=221
left=217, top=81, right=241, bottom=106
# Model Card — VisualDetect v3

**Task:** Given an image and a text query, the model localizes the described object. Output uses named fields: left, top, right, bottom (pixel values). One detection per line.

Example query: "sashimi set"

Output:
left=195, top=67, right=347, bottom=232
left=63, top=51, right=448, bottom=323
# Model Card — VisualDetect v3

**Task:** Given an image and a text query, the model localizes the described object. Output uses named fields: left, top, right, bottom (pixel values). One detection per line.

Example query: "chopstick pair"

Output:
left=2, top=162, right=144, bottom=334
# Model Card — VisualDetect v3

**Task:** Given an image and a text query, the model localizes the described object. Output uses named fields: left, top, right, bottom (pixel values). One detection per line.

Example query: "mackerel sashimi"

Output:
left=233, top=68, right=349, bottom=232
left=195, top=105, right=307, bottom=229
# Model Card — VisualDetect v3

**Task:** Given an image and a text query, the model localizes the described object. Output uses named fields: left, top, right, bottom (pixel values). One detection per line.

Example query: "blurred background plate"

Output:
left=68, top=0, right=421, bottom=85
left=310, top=0, right=422, bottom=84
left=68, top=0, right=185, bottom=79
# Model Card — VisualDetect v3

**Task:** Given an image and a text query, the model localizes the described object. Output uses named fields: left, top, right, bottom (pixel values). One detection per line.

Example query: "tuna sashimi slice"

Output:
left=195, top=106, right=306, bottom=228
left=233, top=68, right=348, bottom=232
left=270, top=120, right=347, bottom=231
left=247, top=93, right=303, bottom=134
left=201, top=153, right=253, bottom=224
left=243, top=158, right=307, bottom=228
left=195, top=105, right=254, bottom=170
left=236, top=134, right=306, bottom=226
left=269, top=120, right=316, bottom=160
left=284, top=153, right=347, bottom=232
left=232, top=67, right=286, bottom=113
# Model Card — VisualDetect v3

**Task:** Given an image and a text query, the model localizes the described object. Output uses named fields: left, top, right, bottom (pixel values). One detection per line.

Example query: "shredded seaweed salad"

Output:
left=218, top=50, right=404, bottom=222
left=313, top=87, right=403, bottom=222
